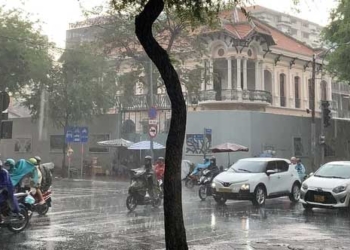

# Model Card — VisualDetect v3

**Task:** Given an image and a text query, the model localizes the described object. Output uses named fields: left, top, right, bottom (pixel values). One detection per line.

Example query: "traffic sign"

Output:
left=65, top=127, right=74, bottom=143
left=65, top=126, right=89, bottom=143
left=149, top=125, right=157, bottom=138
left=149, top=119, right=158, bottom=125
left=204, top=128, right=212, bottom=135
left=148, top=107, right=157, bottom=119
left=80, top=127, right=88, bottom=143
left=0, top=91, right=10, bottom=112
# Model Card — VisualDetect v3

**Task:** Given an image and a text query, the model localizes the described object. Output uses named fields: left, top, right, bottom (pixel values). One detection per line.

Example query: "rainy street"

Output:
left=1, top=179, right=350, bottom=250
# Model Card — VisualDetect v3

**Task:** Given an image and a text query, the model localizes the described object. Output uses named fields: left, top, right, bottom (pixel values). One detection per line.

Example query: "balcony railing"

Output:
left=116, top=93, right=188, bottom=111
left=295, top=99, right=301, bottom=109
left=199, top=89, right=272, bottom=104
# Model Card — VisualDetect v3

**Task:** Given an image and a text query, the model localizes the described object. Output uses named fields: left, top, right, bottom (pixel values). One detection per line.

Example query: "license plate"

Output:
left=314, top=195, right=325, bottom=202
left=218, top=188, right=232, bottom=193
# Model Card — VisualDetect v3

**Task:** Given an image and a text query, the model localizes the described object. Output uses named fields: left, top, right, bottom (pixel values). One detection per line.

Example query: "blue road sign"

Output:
left=65, top=126, right=89, bottom=143
left=73, top=127, right=81, bottom=142
left=65, top=127, right=74, bottom=143
left=148, top=107, right=157, bottom=119
left=204, top=128, right=212, bottom=135
left=80, top=127, right=89, bottom=143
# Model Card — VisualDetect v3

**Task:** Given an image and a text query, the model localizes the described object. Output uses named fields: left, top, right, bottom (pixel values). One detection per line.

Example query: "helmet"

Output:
left=34, top=156, right=41, bottom=163
left=210, top=156, right=216, bottom=165
left=144, top=156, right=152, bottom=169
left=158, top=157, right=165, bottom=162
left=4, top=159, right=15, bottom=167
left=28, top=158, right=38, bottom=165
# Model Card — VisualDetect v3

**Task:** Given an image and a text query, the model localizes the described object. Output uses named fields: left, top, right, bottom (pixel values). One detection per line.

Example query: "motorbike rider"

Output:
left=191, top=158, right=210, bottom=176
left=144, top=156, right=156, bottom=199
left=0, top=160, right=21, bottom=221
left=154, top=157, right=165, bottom=181
left=31, top=157, right=45, bottom=205
left=4, top=159, right=16, bottom=173
left=208, top=156, right=220, bottom=182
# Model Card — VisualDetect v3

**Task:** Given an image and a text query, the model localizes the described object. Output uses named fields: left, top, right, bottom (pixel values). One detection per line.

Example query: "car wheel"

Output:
left=252, top=185, right=266, bottom=206
left=302, top=203, right=313, bottom=210
left=214, top=195, right=227, bottom=205
left=289, top=182, right=301, bottom=203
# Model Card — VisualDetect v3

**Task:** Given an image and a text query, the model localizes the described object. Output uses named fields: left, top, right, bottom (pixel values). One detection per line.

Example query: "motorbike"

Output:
left=198, top=167, right=222, bottom=201
left=0, top=191, right=31, bottom=233
left=184, top=173, right=200, bottom=189
left=18, top=187, right=52, bottom=217
left=184, top=161, right=210, bottom=189
left=126, top=168, right=163, bottom=212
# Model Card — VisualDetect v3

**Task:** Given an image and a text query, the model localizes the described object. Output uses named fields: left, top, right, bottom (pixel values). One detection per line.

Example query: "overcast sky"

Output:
left=0, top=0, right=337, bottom=48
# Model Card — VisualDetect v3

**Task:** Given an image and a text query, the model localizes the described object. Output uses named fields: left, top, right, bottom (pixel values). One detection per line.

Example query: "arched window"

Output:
left=280, top=74, right=286, bottom=107
left=294, top=76, right=300, bottom=108
left=308, top=79, right=312, bottom=109
left=321, top=80, right=327, bottom=101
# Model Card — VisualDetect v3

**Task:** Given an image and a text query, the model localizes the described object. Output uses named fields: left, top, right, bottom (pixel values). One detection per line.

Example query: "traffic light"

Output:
left=321, top=101, right=332, bottom=128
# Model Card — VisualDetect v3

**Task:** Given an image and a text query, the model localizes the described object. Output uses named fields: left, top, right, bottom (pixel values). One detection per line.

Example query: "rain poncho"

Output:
left=0, top=168, right=19, bottom=213
left=191, top=161, right=211, bottom=176
left=10, top=159, right=38, bottom=187
left=295, top=163, right=306, bottom=181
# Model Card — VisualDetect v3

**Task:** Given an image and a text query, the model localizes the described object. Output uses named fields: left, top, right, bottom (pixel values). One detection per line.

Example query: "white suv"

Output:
left=211, top=158, right=301, bottom=206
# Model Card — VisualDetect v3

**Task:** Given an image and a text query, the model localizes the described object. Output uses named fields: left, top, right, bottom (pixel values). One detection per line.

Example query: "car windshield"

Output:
left=229, top=160, right=266, bottom=173
left=314, top=164, right=350, bottom=179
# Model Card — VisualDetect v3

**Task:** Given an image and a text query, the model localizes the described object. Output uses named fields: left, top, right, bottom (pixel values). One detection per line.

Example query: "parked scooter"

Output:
left=0, top=191, right=31, bottom=233
left=126, top=168, right=162, bottom=212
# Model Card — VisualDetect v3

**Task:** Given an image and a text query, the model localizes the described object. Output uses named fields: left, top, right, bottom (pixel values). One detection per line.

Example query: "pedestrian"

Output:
left=296, top=158, right=306, bottom=181
left=290, top=156, right=297, bottom=166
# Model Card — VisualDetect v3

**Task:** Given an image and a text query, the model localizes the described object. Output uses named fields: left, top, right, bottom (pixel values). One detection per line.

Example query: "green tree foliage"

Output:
left=323, top=0, right=350, bottom=82
left=25, top=45, right=117, bottom=128
left=23, top=45, right=117, bottom=174
left=0, top=7, right=52, bottom=93
left=96, top=7, right=207, bottom=99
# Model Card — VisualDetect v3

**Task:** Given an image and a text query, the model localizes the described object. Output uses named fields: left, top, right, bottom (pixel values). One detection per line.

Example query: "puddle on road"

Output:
left=42, top=236, right=72, bottom=242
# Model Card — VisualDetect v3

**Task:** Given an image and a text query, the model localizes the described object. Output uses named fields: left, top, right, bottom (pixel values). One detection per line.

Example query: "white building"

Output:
left=247, top=5, right=323, bottom=48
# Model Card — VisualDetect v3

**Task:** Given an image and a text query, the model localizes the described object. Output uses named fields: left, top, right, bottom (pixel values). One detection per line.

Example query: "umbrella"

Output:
left=128, top=141, right=165, bottom=150
left=97, top=138, right=133, bottom=148
left=210, top=142, right=249, bottom=166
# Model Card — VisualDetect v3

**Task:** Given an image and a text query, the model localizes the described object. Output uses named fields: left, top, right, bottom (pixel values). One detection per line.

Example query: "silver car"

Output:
left=300, top=161, right=350, bottom=210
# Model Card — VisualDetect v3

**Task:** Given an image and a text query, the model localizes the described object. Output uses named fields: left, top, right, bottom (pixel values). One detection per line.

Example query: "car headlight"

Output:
left=211, top=183, right=216, bottom=188
left=241, top=184, right=250, bottom=190
left=302, top=183, right=308, bottom=190
left=333, top=185, right=347, bottom=194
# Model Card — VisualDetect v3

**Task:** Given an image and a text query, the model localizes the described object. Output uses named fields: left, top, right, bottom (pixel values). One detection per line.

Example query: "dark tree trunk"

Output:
left=135, top=0, right=188, bottom=249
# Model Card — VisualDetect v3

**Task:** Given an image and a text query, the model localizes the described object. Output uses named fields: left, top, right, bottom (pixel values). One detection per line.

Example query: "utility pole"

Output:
left=149, top=59, right=154, bottom=161
left=320, top=106, right=325, bottom=166
left=311, top=54, right=317, bottom=171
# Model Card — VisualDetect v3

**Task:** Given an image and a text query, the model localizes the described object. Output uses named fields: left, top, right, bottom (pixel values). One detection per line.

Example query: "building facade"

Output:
left=116, top=8, right=333, bottom=133
left=247, top=5, right=323, bottom=48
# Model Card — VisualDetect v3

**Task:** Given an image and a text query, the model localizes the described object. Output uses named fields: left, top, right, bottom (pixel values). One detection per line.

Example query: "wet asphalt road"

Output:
left=1, top=179, right=350, bottom=250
